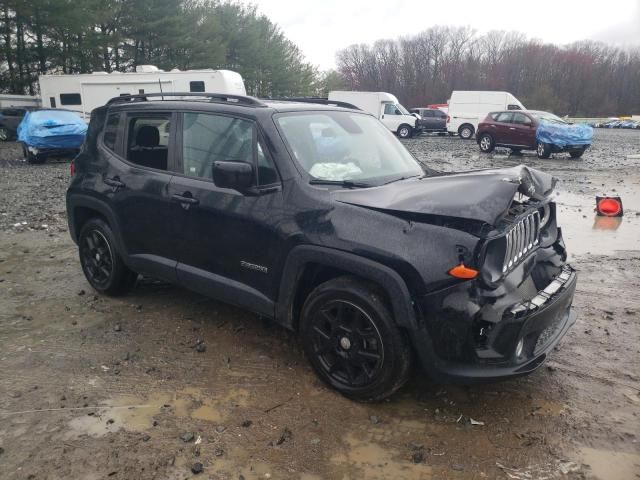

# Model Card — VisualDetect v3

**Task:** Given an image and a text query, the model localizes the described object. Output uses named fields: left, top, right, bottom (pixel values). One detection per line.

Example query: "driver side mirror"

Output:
left=212, top=161, right=253, bottom=192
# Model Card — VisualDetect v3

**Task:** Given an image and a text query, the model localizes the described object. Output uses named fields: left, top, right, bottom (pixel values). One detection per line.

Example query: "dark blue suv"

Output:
left=66, top=93, right=577, bottom=401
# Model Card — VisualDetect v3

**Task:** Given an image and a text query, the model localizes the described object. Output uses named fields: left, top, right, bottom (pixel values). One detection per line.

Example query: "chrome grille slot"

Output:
left=502, top=211, right=541, bottom=274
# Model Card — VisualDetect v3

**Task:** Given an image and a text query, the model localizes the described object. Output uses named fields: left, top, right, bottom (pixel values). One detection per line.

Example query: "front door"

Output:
left=492, top=112, right=514, bottom=144
left=100, top=110, right=178, bottom=281
left=511, top=112, right=536, bottom=148
left=381, top=102, right=403, bottom=132
left=168, top=111, right=284, bottom=316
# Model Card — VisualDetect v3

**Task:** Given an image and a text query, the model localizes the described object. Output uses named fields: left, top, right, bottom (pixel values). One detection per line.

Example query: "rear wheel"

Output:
left=458, top=124, right=474, bottom=140
left=537, top=142, right=551, bottom=159
left=300, top=276, right=412, bottom=402
left=0, top=127, right=8, bottom=141
left=478, top=134, right=494, bottom=153
left=79, top=218, right=138, bottom=296
left=397, top=124, right=413, bottom=139
left=23, top=145, right=45, bottom=164
left=569, top=148, right=585, bottom=159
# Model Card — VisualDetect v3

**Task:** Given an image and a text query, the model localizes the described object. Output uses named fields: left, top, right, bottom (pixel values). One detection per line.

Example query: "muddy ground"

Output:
left=1, top=129, right=639, bottom=480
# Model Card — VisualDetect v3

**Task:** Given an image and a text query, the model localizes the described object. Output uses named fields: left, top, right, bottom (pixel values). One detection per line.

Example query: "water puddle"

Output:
left=553, top=190, right=640, bottom=256
left=67, top=387, right=249, bottom=438
left=331, top=434, right=432, bottom=479
left=578, top=447, right=640, bottom=480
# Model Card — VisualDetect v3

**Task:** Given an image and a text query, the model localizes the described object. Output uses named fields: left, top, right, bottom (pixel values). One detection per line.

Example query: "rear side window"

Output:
left=496, top=112, right=514, bottom=123
left=125, top=114, right=171, bottom=170
left=423, top=110, right=434, bottom=117
left=512, top=113, right=532, bottom=125
left=60, top=93, right=82, bottom=105
left=103, top=113, right=120, bottom=151
left=189, top=81, right=205, bottom=93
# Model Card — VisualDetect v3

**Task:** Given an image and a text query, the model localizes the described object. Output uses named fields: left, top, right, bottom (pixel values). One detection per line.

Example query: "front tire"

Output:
left=478, top=134, right=495, bottom=153
left=569, top=148, right=585, bottom=159
left=397, top=124, right=413, bottom=139
left=458, top=124, right=474, bottom=140
left=537, top=142, right=551, bottom=159
left=78, top=218, right=138, bottom=296
left=0, top=127, right=8, bottom=141
left=300, top=276, right=412, bottom=402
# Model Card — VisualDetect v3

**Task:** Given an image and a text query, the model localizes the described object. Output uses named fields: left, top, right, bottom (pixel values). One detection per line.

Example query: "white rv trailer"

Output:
left=38, top=65, right=246, bottom=119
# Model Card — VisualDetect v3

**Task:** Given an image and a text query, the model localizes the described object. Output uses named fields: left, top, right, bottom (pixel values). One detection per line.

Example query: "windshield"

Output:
left=529, top=111, right=566, bottom=124
left=275, top=111, right=423, bottom=184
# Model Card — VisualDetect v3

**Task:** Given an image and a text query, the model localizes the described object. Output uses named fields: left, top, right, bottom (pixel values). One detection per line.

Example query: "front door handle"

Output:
left=104, top=176, right=126, bottom=189
left=171, top=193, right=199, bottom=210
left=509, top=127, right=516, bottom=130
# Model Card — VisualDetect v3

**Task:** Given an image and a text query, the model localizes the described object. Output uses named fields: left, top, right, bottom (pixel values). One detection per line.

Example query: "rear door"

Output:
left=168, top=110, right=284, bottom=315
left=98, top=110, right=177, bottom=281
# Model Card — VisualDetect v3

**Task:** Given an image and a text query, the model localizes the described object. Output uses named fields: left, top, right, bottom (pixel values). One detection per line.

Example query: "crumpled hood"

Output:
left=333, top=165, right=557, bottom=226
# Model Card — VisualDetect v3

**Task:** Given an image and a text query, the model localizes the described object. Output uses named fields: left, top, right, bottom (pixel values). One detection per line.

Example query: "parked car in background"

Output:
left=409, top=107, right=447, bottom=134
left=619, top=120, right=638, bottom=129
left=476, top=110, right=591, bottom=159
left=66, top=92, right=577, bottom=401
left=18, top=109, right=87, bottom=164
left=447, top=91, right=525, bottom=139
left=0, top=106, right=38, bottom=141
left=328, top=91, right=419, bottom=138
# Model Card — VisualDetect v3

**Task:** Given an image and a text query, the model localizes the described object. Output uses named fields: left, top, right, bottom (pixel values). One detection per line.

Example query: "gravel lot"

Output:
left=0, top=129, right=639, bottom=479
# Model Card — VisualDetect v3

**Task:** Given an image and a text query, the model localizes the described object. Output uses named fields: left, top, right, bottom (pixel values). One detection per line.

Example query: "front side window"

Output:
left=182, top=113, right=253, bottom=180
left=125, top=114, right=171, bottom=170
left=512, top=113, right=532, bottom=125
left=103, top=113, right=121, bottom=151
left=496, top=112, right=513, bottom=123
left=60, top=93, right=82, bottom=105
left=384, top=103, right=401, bottom=115
left=275, top=111, right=423, bottom=184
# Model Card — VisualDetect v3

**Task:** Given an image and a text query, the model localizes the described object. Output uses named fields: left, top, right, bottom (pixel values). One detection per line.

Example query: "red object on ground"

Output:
left=70, top=160, right=76, bottom=176
left=596, top=196, right=623, bottom=217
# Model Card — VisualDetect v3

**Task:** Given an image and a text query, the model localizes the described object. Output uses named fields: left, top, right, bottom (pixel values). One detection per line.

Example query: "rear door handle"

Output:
left=171, top=193, right=199, bottom=210
left=509, top=127, right=516, bottom=130
left=104, top=176, right=126, bottom=189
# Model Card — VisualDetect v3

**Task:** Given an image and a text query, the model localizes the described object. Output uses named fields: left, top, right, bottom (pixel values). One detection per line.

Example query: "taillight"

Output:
left=596, top=196, right=622, bottom=216
left=70, top=160, right=76, bottom=176
left=447, top=115, right=450, bottom=123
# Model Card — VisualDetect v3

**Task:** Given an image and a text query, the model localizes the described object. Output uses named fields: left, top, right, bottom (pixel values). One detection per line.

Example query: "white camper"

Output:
left=0, top=94, right=41, bottom=109
left=447, top=91, right=525, bottom=139
left=328, top=91, right=418, bottom=138
left=38, top=66, right=246, bottom=120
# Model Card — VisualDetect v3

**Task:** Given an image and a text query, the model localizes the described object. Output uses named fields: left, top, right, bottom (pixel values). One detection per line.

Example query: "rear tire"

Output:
left=300, top=276, right=412, bottom=402
left=569, top=148, right=585, bottom=159
left=478, top=134, right=495, bottom=153
left=78, top=218, right=138, bottom=296
left=397, top=124, right=413, bottom=139
left=537, top=142, right=551, bottom=159
left=458, top=124, right=474, bottom=140
left=0, top=127, right=8, bottom=141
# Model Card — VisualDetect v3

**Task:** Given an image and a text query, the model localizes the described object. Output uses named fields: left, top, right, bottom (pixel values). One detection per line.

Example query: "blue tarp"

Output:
left=536, top=121, right=592, bottom=147
left=18, top=110, right=87, bottom=149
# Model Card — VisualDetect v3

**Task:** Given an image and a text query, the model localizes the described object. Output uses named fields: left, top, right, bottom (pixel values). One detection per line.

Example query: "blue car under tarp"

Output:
left=18, top=110, right=87, bottom=150
left=536, top=121, right=593, bottom=147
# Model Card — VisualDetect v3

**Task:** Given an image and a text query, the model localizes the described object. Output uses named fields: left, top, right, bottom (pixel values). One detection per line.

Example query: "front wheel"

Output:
left=478, top=134, right=494, bottom=153
left=300, top=276, right=412, bottom=402
left=0, top=127, right=8, bottom=141
left=397, top=124, right=413, bottom=139
left=458, top=124, right=475, bottom=140
left=79, top=218, right=138, bottom=296
left=537, top=142, right=551, bottom=159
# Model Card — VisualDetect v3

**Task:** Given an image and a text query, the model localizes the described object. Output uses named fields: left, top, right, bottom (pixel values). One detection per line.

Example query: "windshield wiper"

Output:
left=380, top=174, right=423, bottom=185
left=309, top=179, right=373, bottom=188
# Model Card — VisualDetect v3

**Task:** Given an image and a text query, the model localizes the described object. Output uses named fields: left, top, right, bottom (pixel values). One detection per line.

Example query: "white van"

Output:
left=447, top=91, right=525, bottom=139
left=328, top=91, right=418, bottom=138
left=38, top=65, right=246, bottom=120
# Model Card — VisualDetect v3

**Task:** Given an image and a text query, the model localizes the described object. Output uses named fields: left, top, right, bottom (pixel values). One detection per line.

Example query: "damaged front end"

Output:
left=409, top=166, right=577, bottom=383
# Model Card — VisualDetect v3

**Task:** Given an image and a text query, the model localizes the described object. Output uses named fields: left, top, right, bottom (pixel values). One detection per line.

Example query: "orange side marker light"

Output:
left=448, top=264, right=479, bottom=279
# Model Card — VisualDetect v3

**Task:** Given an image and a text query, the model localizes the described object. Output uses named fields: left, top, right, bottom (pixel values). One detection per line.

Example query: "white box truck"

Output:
left=447, top=91, right=525, bottom=139
left=328, top=91, right=418, bottom=138
left=38, top=65, right=246, bottom=120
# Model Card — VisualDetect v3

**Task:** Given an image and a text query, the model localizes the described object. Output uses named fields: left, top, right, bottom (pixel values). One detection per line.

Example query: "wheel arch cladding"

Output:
left=68, top=195, right=126, bottom=256
left=276, top=245, right=418, bottom=331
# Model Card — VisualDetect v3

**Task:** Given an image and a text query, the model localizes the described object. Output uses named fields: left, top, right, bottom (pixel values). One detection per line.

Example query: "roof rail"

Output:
left=106, top=92, right=267, bottom=107
left=266, top=97, right=360, bottom=110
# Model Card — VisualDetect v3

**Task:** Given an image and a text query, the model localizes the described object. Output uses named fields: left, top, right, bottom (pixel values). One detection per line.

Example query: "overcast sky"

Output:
left=254, top=0, right=640, bottom=70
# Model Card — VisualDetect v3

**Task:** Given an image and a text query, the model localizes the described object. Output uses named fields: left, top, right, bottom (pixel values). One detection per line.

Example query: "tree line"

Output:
left=336, top=26, right=640, bottom=117
left=0, top=0, right=319, bottom=98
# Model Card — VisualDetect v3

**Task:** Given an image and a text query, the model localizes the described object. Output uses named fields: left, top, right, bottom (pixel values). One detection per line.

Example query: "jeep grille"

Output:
left=503, top=211, right=541, bottom=273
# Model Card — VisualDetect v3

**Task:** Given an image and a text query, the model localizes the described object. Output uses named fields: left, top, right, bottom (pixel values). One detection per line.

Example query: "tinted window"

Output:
left=126, top=114, right=171, bottom=170
left=434, top=110, right=446, bottom=118
left=60, top=93, right=82, bottom=105
left=103, top=113, right=120, bottom=151
left=189, top=81, right=205, bottom=93
left=423, top=110, right=434, bottom=117
left=496, top=112, right=514, bottom=123
left=49, top=97, right=56, bottom=108
left=182, top=113, right=253, bottom=180
left=507, top=104, right=522, bottom=111
left=512, top=113, right=532, bottom=125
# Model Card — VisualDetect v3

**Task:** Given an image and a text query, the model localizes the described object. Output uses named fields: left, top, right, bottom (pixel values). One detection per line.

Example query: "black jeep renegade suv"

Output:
left=66, top=92, right=577, bottom=401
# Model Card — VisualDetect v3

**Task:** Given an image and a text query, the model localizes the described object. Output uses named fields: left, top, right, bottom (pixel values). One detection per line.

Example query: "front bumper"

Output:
left=410, top=265, right=577, bottom=384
